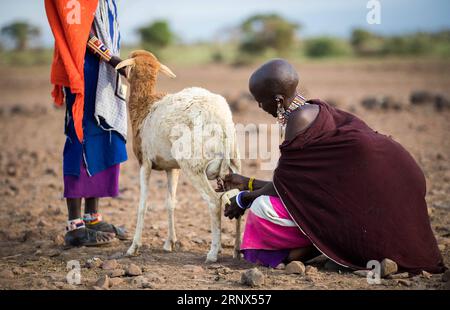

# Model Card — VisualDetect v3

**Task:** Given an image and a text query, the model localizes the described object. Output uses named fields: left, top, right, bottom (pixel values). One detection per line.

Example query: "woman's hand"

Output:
left=216, top=173, right=249, bottom=192
left=224, top=196, right=246, bottom=220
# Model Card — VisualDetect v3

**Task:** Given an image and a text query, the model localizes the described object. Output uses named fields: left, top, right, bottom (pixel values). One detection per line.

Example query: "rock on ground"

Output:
left=108, top=269, right=126, bottom=278
left=126, top=264, right=142, bottom=276
left=101, top=259, right=119, bottom=270
left=0, top=270, right=14, bottom=279
left=95, top=275, right=110, bottom=289
left=381, top=258, right=398, bottom=278
left=241, top=268, right=265, bottom=287
left=131, top=276, right=153, bottom=288
left=285, top=261, right=306, bottom=275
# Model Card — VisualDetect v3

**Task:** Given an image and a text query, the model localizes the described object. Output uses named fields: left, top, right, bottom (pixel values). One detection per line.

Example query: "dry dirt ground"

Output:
left=0, top=59, right=449, bottom=290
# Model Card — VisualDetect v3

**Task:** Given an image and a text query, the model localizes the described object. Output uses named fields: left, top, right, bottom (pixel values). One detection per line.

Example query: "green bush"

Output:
left=304, top=37, right=352, bottom=58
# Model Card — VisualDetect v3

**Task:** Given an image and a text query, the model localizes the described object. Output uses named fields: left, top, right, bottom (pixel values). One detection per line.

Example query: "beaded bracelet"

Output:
left=236, top=191, right=252, bottom=210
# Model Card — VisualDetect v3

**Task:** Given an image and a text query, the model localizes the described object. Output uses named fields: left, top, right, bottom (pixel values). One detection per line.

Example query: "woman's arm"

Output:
left=217, top=173, right=270, bottom=192
left=242, top=181, right=278, bottom=205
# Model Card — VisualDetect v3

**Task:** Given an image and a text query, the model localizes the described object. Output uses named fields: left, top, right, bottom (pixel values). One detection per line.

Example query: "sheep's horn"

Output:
left=115, top=58, right=135, bottom=70
left=159, top=64, right=176, bottom=78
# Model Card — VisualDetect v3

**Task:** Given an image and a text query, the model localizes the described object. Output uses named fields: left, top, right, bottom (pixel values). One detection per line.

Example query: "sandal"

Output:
left=86, top=221, right=129, bottom=240
left=64, top=227, right=116, bottom=247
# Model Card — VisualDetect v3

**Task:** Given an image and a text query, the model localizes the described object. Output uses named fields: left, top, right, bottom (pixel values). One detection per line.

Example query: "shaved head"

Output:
left=249, top=58, right=299, bottom=116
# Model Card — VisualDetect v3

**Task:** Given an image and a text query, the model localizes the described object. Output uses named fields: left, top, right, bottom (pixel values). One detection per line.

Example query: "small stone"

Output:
left=48, top=273, right=64, bottom=281
left=285, top=261, right=306, bottom=275
left=38, top=220, right=49, bottom=227
left=108, top=252, right=123, bottom=260
left=95, top=275, right=110, bottom=289
left=35, top=279, right=48, bottom=287
left=192, top=238, right=205, bottom=244
left=47, top=249, right=61, bottom=257
left=353, top=270, right=369, bottom=277
left=183, top=264, right=204, bottom=274
left=109, top=277, right=124, bottom=287
left=53, top=234, right=65, bottom=246
left=396, top=279, right=412, bottom=287
left=144, top=272, right=165, bottom=284
left=12, top=267, right=23, bottom=275
left=131, top=276, right=153, bottom=288
left=275, top=263, right=285, bottom=270
left=6, top=165, right=16, bottom=176
left=305, top=265, right=318, bottom=275
left=126, top=264, right=142, bottom=276
left=381, top=258, right=398, bottom=278
left=54, top=282, right=65, bottom=289
left=438, top=244, right=446, bottom=251
left=0, top=270, right=14, bottom=279
left=388, top=272, right=409, bottom=279
left=241, top=268, right=265, bottom=287
left=421, top=271, right=432, bottom=279
left=101, top=259, right=118, bottom=270
left=108, top=269, right=126, bottom=278
left=441, top=270, right=450, bottom=282
left=85, top=257, right=103, bottom=269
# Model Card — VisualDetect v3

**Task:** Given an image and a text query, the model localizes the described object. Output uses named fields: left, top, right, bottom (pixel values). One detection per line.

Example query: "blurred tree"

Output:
left=238, top=14, right=299, bottom=56
left=1, top=21, right=40, bottom=51
left=350, top=28, right=383, bottom=56
left=138, top=20, right=174, bottom=50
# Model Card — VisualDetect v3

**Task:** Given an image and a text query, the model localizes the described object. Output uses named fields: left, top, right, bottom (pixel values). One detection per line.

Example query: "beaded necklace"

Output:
left=277, top=93, right=307, bottom=126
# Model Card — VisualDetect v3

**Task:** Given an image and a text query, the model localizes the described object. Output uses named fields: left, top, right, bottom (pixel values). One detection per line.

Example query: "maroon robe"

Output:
left=273, top=99, right=445, bottom=273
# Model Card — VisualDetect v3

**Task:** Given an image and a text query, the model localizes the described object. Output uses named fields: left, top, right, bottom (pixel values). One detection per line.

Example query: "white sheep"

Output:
left=116, top=50, right=241, bottom=262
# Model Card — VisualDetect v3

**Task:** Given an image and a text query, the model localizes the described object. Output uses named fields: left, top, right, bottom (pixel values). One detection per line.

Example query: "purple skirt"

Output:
left=64, top=160, right=120, bottom=198
left=242, top=249, right=290, bottom=268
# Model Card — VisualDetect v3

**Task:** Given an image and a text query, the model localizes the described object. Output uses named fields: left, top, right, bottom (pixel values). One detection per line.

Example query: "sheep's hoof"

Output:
left=163, top=239, right=180, bottom=252
left=126, top=245, right=140, bottom=257
left=205, top=251, right=218, bottom=263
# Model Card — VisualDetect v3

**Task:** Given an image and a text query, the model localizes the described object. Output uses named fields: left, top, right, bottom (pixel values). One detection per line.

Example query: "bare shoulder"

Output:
left=285, top=104, right=320, bottom=141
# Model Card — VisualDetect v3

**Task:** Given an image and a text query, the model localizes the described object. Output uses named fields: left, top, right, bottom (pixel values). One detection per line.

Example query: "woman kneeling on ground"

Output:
left=219, top=59, right=445, bottom=274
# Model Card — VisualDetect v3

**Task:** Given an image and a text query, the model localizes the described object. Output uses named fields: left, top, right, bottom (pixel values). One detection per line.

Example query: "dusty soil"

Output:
left=0, top=59, right=449, bottom=290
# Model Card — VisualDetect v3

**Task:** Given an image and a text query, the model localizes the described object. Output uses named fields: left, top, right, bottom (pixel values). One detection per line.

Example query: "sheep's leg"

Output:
left=126, top=162, right=152, bottom=256
left=233, top=217, right=242, bottom=260
left=179, top=166, right=221, bottom=263
left=163, top=169, right=180, bottom=252
left=205, top=195, right=222, bottom=263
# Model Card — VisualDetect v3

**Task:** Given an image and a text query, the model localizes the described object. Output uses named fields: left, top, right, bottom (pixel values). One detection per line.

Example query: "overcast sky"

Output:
left=1, top=0, right=450, bottom=47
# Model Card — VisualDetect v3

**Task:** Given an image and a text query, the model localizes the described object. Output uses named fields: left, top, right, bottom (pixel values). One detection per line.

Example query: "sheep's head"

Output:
left=115, top=50, right=176, bottom=82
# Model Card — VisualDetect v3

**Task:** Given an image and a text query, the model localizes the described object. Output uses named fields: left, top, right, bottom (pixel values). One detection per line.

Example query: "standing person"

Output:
left=219, top=58, right=445, bottom=274
left=45, top=0, right=128, bottom=246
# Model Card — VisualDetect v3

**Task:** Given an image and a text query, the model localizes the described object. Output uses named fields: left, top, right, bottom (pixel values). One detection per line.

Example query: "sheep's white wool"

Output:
left=140, top=87, right=239, bottom=174
left=128, top=86, right=241, bottom=262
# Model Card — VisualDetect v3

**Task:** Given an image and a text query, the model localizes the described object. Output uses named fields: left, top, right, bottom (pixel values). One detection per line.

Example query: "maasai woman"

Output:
left=219, top=59, right=445, bottom=274
left=46, top=0, right=128, bottom=246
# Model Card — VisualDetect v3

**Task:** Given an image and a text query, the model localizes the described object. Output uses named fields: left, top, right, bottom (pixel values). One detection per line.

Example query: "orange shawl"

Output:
left=45, top=0, right=99, bottom=142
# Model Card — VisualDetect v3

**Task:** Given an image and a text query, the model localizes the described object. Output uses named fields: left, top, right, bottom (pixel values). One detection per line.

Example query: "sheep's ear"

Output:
left=159, top=63, right=176, bottom=78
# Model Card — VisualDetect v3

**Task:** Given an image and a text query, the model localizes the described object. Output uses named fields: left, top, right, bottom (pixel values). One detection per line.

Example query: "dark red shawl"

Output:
left=273, top=99, right=445, bottom=273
